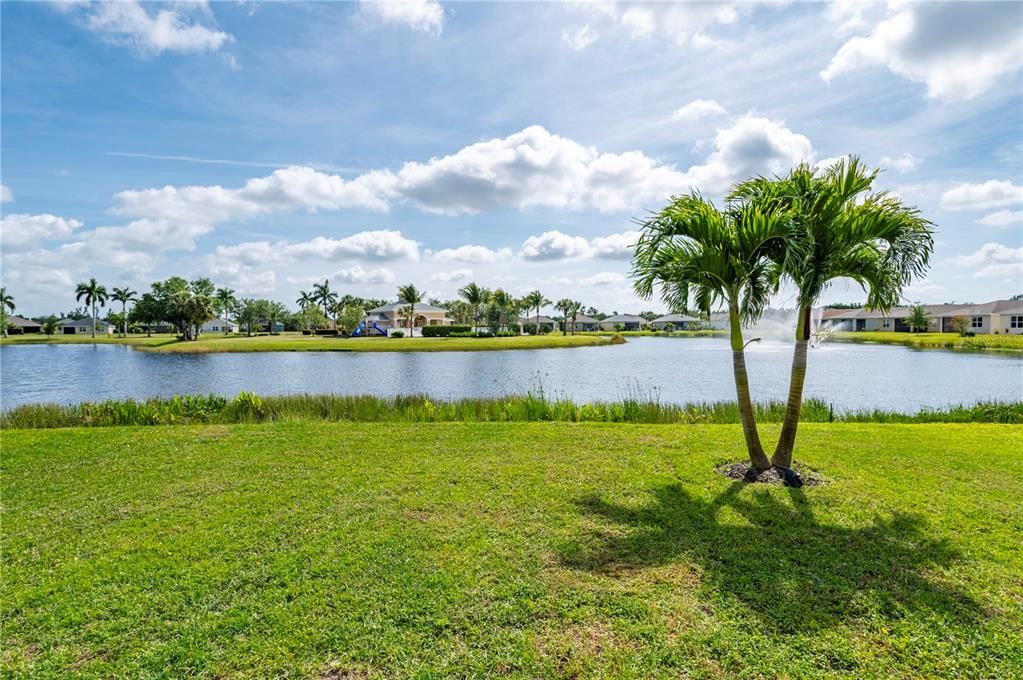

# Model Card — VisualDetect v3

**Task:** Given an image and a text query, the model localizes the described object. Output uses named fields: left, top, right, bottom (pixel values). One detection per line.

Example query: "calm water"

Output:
left=1, top=337, right=1021, bottom=412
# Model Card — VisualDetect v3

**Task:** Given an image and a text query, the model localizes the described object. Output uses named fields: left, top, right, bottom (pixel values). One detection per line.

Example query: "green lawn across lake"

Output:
left=830, top=330, right=1023, bottom=352
left=3, top=422, right=1021, bottom=678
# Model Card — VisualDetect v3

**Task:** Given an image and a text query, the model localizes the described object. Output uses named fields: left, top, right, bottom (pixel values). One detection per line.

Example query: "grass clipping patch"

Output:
left=716, top=461, right=827, bottom=486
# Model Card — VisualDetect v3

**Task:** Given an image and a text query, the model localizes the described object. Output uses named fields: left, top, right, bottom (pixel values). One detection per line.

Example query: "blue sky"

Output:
left=2, top=0, right=1021, bottom=315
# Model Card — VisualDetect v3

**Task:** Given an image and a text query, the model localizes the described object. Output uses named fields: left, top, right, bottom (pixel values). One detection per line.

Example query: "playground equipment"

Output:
left=352, top=321, right=387, bottom=337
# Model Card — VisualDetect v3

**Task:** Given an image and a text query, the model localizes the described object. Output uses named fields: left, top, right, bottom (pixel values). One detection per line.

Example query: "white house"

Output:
left=366, top=302, right=453, bottom=335
left=56, top=318, right=114, bottom=335
left=819, top=299, right=1023, bottom=335
left=201, top=318, right=240, bottom=334
left=650, top=313, right=702, bottom=331
left=597, top=314, right=648, bottom=331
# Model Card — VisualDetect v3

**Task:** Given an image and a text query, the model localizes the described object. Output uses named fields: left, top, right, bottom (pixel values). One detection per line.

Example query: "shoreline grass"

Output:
left=830, top=330, right=1023, bottom=352
left=3, top=421, right=1021, bottom=677
left=3, top=392, right=1019, bottom=429
left=1, top=332, right=619, bottom=353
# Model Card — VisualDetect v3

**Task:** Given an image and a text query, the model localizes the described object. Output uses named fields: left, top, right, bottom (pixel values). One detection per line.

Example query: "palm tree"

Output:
left=313, top=280, right=338, bottom=326
left=489, top=289, right=515, bottom=331
left=459, top=282, right=488, bottom=333
left=296, top=290, right=315, bottom=311
left=215, top=287, right=238, bottom=325
left=569, top=300, right=583, bottom=335
left=110, top=287, right=137, bottom=337
left=0, top=287, right=14, bottom=338
left=75, top=278, right=109, bottom=338
left=729, top=158, right=934, bottom=472
left=632, top=192, right=788, bottom=472
left=397, top=283, right=424, bottom=336
left=554, top=298, right=575, bottom=335
left=522, top=290, right=551, bottom=335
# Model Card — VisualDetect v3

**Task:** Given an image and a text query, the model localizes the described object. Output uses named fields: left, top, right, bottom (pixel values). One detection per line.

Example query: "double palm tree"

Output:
left=110, top=287, right=137, bottom=337
left=75, top=278, right=109, bottom=338
left=397, top=283, right=424, bottom=335
left=555, top=298, right=575, bottom=336
left=216, top=287, right=238, bottom=325
left=458, top=282, right=489, bottom=333
left=522, top=290, right=551, bottom=334
left=632, top=193, right=788, bottom=472
left=488, top=288, right=515, bottom=331
left=0, top=288, right=14, bottom=337
left=312, top=280, right=338, bottom=322
left=729, top=157, right=933, bottom=470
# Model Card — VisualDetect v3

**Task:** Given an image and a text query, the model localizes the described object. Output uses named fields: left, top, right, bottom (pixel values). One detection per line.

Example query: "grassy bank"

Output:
left=3, top=392, right=1021, bottom=429
left=1, top=332, right=618, bottom=353
left=0, top=333, right=176, bottom=347
left=577, top=329, right=726, bottom=338
left=3, top=422, right=1021, bottom=677
left=831, top=330, right=1023, bottom=352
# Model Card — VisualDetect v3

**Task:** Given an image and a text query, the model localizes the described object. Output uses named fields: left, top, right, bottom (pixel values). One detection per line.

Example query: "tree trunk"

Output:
left=772, top=304, right=811, bottom=469
left=728, top=303, right=771, bottom=471
left=92, top=303, right=97, bottom=338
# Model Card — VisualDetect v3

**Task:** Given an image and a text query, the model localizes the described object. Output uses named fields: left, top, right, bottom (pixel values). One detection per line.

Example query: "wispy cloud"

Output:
left=104, top=152, right=359, bottom=174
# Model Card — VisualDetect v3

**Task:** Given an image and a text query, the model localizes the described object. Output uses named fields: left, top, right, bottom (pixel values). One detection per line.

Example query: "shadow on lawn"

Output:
left=561, top=482, right=981, bottom=632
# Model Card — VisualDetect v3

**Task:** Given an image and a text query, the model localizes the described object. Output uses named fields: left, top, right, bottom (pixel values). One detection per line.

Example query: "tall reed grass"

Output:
left=2, top=392, right=1019, bottom=429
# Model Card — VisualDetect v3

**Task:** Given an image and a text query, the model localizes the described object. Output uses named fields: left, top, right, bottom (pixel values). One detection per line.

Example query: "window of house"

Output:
left=972, top=316, right=983, bottom=328
left=882, top=319, right=890, bottom=329
left=1011, top=316, right=1023, bottom=329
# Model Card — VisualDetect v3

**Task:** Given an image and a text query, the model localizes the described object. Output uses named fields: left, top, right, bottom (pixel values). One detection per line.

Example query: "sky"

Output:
left=1, top=0, right=1022, bottom=316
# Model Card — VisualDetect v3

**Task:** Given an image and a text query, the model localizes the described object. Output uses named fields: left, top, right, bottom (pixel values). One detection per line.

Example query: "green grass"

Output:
left=0, top=333, right=176, bottom=347
left=577, top=329, right=726, bottom=338
left=1, top=332, right=617, bottom=353
left=3, top=392, right=1021, bottom=429
left=831, top=330, right=1023, bottom=352
left=2, top=422, right=1021, bottom=677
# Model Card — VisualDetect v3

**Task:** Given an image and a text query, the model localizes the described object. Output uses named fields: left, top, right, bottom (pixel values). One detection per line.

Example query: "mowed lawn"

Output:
left=3, top=423, right=1022, bottom=678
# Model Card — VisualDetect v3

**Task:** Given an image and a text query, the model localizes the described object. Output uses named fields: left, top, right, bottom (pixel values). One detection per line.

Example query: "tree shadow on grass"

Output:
left=561, top=482, right=982, bottom=632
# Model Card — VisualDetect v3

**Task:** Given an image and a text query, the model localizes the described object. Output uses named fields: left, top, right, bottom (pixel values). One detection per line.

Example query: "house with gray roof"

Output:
left=517, top=314, right=558, bottom=333
left=56, top=317, right=114, bottom=335
left=564, top=313, right=600, bottom=333
left=4, top=315, right=42, bottom=334
left=650, top=313, right=702, bottom=331
left=819, top=299, right=1023, bottom=335
left=597, top=314, right=648, bottom=331
left=366, top=301, right=452, bottom=335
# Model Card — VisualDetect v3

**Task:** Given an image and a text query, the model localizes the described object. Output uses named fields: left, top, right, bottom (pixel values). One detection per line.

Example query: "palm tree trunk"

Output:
left=92, top=303, right=97, bottom=338
left=772, top=304, right=811, bottom=469
left=728, top=303, right=771, bottom=471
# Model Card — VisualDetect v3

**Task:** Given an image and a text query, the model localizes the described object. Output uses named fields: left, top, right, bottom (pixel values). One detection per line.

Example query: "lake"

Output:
left=1, top=337, right=1021, bottom=412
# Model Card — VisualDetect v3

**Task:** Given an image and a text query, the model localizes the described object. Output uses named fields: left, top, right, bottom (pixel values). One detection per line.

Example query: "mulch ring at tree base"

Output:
left=716, top=461, right=827, bottom=487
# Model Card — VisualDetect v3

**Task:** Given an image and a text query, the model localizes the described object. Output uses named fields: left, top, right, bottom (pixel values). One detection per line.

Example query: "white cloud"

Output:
left=519, top=231, right=593, bottom=260
left=359, top=0, right=444, bottom=35
left=0, top=184, right=13, bottom=203
left=822, top=2, right=1023, bottom=100
left=568, top=1, right=757, bottom=47
left=214, top=230, right=420, bottom=266
left=580, top=271, right=626, bottom=286
left=977, top=210, right=1023, bottom=228
left=590, top=230, right=640, bottom=259
left=0, top=213, right=83, bottom=251
left=879, top=153, right=918, bottom=173
left=430, top=268, right=473, bottom=283
left=71, top=0, right=232, bottom=55
left=431, top=244, right=511, bottom=264
left=940, top=180, right=1023, bottom=211
left=562, top=23, right=598, bottom=50
left=333, top=265, right=396, bottom=284
left=672, top=99, right=728, bottom=122
left=950, top=242, right=1023, bottom=279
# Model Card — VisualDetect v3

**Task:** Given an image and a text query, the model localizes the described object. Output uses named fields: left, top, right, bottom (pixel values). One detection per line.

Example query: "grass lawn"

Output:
left=3, top=422, right=1021, bottom=678
left=830, top=330, right=1023, bottom=352
left=1, top=332, right=616, bottom=353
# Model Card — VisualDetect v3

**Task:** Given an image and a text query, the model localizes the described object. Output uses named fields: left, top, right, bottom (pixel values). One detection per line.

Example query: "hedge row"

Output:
left=421, top=325, right=474, bottom=337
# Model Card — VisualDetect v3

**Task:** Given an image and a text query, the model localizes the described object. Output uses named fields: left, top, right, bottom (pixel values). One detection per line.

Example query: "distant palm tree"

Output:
left=313, top=280, right=338, bottom=324
left=569, top=300, right=583, bottom=335
left=296, top=290, right=315, bottom=311
left=489, top=289, right=515, bottom=331
left=523, top=290, right=550, bottom=335
left=215, top=287, right=237, bottom=325
left=75, top=278, right=109, bottom=338
left=458, top=282, right=488, bottom=333
left=555, top=298, right=574, bottom=336
left=397, top=283, right=424, bottom=336
left=110, top=287, right=137, bottom=337
left=0, top=287, right=14, bottom=337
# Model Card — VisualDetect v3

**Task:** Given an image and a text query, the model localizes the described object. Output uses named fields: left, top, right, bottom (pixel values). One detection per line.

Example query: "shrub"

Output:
left=421, top=325, right=473, bottom=337
left=522, top=323, right=537, bottom=335
left=390, top=330, right=405, bottom=338
left=314, top=329, right=340, bottom=336
left=505, top=323, right=521, bottom=334
left=609, top=333, right=626, bottom=345
left=495, top=330, right=517, bottom=337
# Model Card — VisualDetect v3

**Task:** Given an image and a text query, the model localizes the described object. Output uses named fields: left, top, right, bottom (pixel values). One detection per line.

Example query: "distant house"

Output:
left=366, top=302, right=453, bottom=335
left=518, top=314, right=558, bottom=333
left=650, top=313, right=702, bottom=331
left=5, top=315, right=42, bottom=334
left=706, top=312, right=730, bottom=330
left=819, top=299, right=1023, bottom=335
left=56, top=318, right=114, bottom=335
left=564, top=313, right=600, bottom=333
left=597, top=314, right=648, bottom=331
left=201, top=317, right=240, bottom=334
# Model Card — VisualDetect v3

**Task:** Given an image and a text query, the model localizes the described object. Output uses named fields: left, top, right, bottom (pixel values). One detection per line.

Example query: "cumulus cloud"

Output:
left=940, top=180, right=1023, bottom=211
left=213, top=230, right=420, bottom=266
left=0, top=213, right=83, bottom=251
left=977, top=210, right=1023, bottom=228
left=580, top=271, right=627, bottom=286
left=880, top=153, right=918, bottom=173
left=359, top=0, right=444, bottom=35
left=822, top=2, right=1023, bottom=100
left=590, top=230, right=640, bottom=259
left=64, top=0, right=232, bottom=55
left=430, top=268, right=473, bottom=283
left=333, top=265, right=396, bottom=284
left=0, top=184, right=13, bottom=203
left=950, top=242, right=1023, bottom=279
left=431, top=244, right=512, bottom=264
left=566, top=1, right=760, bottom=47
left=519, top=231, right=593, bottom=260
left=672, top=99, right=728, bottom=122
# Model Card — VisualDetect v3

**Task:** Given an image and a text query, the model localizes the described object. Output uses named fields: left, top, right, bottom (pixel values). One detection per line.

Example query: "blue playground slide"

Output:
left=352, top=321, right=387, bottom=337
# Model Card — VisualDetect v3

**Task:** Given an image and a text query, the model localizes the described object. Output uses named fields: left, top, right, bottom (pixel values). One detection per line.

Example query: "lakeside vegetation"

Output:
left=4, top=392, right=1020, bottom=429
left=831, top=330, right=1023, bottom=352
left=4, top=422, right=1021, bottom=677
